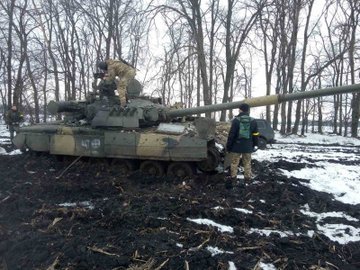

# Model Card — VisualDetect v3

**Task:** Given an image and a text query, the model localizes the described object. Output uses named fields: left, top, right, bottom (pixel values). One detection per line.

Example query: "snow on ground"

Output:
left=279, top=162, right=359, bottom=204
left=0, top=123, right=10, bottom=144
left=0, top=122, right=24, bottom=155
left=254, top=132, right=360, bottom=205
left=187, top=218, right=234, bottom=233
left=275, top=131, right=360, bottom=146
left=300, top=204, right=360, bottom=244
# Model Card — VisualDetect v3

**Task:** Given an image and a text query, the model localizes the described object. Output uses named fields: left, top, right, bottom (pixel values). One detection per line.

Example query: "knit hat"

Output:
left=239, top=103, right=250, bottom=112
left=97, top=61, right=108, bottom=71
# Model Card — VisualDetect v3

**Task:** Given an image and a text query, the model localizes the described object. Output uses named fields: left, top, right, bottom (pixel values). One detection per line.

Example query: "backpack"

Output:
left=236, top=115, right=252, bottom=139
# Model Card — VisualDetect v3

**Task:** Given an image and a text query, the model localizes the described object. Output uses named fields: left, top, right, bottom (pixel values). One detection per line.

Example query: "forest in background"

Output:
left=0, top=0, right=359, bottom=137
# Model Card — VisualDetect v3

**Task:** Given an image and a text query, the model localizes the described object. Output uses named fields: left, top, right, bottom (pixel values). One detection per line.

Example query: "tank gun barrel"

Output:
left=167, top=84, right=360, bottom=118
left=48, top=100, right=85, bottom=115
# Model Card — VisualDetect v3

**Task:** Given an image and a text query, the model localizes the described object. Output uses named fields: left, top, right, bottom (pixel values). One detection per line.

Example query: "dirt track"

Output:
left=0, top=142, right=359, bottom=270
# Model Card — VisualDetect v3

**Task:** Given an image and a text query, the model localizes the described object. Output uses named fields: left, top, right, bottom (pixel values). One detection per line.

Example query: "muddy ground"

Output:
left=0, top=140, right=360, bottom=270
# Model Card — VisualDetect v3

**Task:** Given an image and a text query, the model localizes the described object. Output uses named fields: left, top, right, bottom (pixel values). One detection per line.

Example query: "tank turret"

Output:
left=12, top=81, right=360, bottom=178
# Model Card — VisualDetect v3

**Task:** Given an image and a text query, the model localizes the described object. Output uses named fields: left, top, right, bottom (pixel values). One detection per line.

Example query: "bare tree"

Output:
left=0, top=0, right=16, bottom=108
left=219, top=0, right=264, bottom=121
left=0, top=50, right=7, bottom=112
left=346, top=0, right=360, bottom=137
left=156, top=1, right=214, bottom=116
left=258, top=1, right=280, bottom=123
left=32, top=0, right=61, bottom=107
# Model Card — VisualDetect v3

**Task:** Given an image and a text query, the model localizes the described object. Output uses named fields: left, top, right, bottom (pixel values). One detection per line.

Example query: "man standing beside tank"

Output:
left=225, top=103, right=259, bottom=189
left=97, top=59, right=136, bottom=107
left=4, top=105, right=24, bottom=141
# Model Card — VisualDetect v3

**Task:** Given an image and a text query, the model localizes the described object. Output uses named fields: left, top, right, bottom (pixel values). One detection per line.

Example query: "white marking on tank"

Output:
left=91, top=139, right=101, bottom=149
left=81, top=139, right=101, bottom=150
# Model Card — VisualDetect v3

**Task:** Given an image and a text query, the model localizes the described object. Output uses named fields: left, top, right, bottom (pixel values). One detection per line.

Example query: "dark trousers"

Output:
left=9, top=124, right=19, bottom=141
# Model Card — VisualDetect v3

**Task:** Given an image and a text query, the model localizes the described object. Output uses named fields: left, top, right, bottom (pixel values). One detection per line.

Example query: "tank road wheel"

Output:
left=140, top=160, right=165, bottom=177
left=167, top=162, right=194, bottom=179
left=197, top=148, right=220, bottom=172
left=111, top=159, right=137, bottom=176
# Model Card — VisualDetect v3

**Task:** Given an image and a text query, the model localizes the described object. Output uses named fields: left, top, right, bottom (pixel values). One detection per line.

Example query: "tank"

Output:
left=12, top=80, right=360, bottom=178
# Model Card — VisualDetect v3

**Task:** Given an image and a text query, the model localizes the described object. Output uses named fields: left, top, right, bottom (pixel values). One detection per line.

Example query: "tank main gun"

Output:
left=47, top=83, right=360, bottom=129
left=48, top=100, right=86, bottom=114
left=167, top=84, right=360, bottom=118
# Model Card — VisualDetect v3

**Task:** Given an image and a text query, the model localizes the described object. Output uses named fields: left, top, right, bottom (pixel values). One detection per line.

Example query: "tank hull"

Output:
left=14, top=124, right=208, bottom=162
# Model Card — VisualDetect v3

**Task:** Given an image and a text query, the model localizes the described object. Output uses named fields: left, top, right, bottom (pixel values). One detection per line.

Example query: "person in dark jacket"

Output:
left=225, top=103, right=259, bottom=188
left=4, top=105, right=24, bottom=141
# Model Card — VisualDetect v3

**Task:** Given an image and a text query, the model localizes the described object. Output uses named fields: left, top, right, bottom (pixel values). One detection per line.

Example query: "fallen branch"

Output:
left=154, top=258, right=169, bottom=270
left=325, top=261, right=339, bottom=270
left=87, top=246, right=120, bottom=257
left=48, top=217, right=63, bottom=229
left=188, top=237, right=210, bottom=252
left=56, top=156, right=82, bottom=179
left=184, top=260, right=189, bottom=270
left=0, top=195, right=11, bottom=204
left=46, top=256, right=60, bottom=270
left=127, top=258, right=155, bottom=270
left=252, top=259, right=260, bottom=270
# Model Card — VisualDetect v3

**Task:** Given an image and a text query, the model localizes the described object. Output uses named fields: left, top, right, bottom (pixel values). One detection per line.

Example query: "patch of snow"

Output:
left=300, top=204, right=360, bottom=244
left=274, top=132, right=360, bottom=146
left=228, top=261, right=237, bottom=270
left=248, top=228, right=296, bottom=238
left=8, top=149, right=23, bottom=155
left=316, top=223, right=360, bottom=244
left=58, top=201, right=95, bottom=210
left=307, top=230, right=315, bottom=238
left=0, top=147, right=6, bottom=155
left=301, top=204, right=358, bottom=222
left=59, top=202, right=77, bottom=207
left=206, top=246, right=234, bottom=256
left=280, top=162, right=360, bottom=205
left=254, top=144, right=359, bottom=163
left=187, top=218, right=234, bottom=233
left=234, top=208, right=253, bottom=214
left=215, top=142, right=224, bottom=151
left=259, top=262, right=277, bottom=270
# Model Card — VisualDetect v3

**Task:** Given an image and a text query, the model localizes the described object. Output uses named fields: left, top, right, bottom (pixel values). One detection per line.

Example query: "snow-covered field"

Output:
left=254, top=132, right=360, bottom=205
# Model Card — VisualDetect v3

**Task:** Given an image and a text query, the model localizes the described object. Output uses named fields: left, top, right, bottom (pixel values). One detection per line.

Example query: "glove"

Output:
left=6, top=125, right=8, bottom=129
left=253, top=146, right=258, bottom=152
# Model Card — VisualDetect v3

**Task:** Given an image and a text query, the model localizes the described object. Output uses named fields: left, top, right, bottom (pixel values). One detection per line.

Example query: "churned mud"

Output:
left=0, top=141, right=359, bottom=270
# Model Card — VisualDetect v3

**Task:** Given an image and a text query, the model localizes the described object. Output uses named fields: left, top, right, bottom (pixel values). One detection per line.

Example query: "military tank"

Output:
left=12, top=80, right=360, bottom=178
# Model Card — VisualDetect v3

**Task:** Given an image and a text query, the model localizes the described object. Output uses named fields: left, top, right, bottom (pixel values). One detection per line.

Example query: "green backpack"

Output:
left=237, top=115, right=252, bottom=139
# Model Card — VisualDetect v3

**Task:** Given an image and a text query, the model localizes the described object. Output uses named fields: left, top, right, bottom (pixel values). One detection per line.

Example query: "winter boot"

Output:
left=238, top=178, right=245, bottom=187
left=225, top=177, right=234, bottom=189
